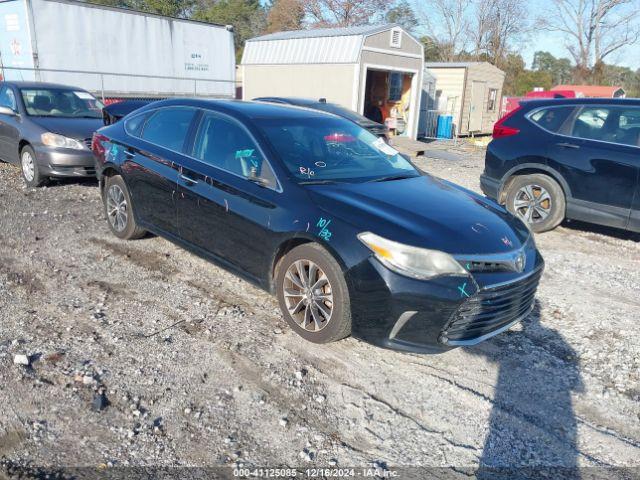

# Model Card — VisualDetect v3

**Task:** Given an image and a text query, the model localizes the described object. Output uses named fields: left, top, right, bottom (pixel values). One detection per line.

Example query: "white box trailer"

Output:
left=0, top=0, right=236, bottom=99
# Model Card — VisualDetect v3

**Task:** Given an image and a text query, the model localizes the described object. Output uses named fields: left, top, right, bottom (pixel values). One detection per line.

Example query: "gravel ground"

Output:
left=0, top=145, right=639, bottom=477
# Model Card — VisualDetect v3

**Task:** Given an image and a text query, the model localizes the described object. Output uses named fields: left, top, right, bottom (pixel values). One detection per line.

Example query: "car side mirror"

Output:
left=0, top=106, right=16, bottom=116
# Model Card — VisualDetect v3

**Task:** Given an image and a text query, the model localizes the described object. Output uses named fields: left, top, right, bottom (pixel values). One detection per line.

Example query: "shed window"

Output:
left=487, top=88, right=498, bottom=112
left=390, top=28, right=402, bottom=48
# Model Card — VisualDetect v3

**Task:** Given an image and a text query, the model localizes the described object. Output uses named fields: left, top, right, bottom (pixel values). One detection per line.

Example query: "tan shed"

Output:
left=242, top=25, right=424, bottom=139
left=425, top=62, right=505, bottom=136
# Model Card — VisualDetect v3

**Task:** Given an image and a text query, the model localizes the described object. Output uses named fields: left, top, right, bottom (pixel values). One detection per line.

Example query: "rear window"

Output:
left=529, top=107, right=574, bottom=133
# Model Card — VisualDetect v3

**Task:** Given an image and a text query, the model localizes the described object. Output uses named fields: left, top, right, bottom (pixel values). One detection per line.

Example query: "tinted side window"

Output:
left=530, top=107, right=574, bottom=133
left=571, top=107, right=610, bottom=141
left=0, top=86, right=16, bottom=111
left=141, top=108, right=195, bottom=152
left=124, top=113, right=150, bottom=137
left=192, top=113, right=277, bottom=189
left=571, top=106, right=640, bottom=147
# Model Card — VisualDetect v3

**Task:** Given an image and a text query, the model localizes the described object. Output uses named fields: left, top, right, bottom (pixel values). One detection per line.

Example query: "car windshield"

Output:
left=20, top=88, right=103, bottom=118
left=256, top=116, right=419, bottom=183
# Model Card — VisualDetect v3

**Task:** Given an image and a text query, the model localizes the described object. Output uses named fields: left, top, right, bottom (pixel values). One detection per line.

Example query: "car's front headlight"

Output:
left=358, top=232, right=467, bottom=280
left=41, top=132, right=85, bottom=150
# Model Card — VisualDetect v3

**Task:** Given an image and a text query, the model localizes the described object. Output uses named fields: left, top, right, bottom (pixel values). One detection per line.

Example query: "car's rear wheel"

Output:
left=21, top=145, right=46, bottom=187
left=505, top=174, right=565, bottom=233
left=275, top=243, right=351, bottom=343
left=103, top=175, right=146, bottom=240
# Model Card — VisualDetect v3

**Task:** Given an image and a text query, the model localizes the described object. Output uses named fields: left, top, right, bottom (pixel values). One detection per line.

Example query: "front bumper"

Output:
left=346, top=252, right=544, bottom=353
left=480, top=173, right=500, bottom=200
left=34, top=146, right=96, bottom=178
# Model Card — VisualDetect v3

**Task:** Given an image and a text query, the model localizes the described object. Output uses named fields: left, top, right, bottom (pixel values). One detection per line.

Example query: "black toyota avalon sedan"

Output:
left=92, top=99, right=543, bottom=353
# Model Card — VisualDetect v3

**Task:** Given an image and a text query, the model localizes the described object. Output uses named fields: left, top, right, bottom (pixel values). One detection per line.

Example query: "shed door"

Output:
left=468, top=81, right=485, bottom=133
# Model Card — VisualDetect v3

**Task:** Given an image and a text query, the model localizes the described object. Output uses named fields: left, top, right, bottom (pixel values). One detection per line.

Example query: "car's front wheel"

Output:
left=275, top=243, right=351, bottom=343
left=103, top=175, right=146, bottom=240
left=21, top=145, right=46, bottom=187
left=505, top=174, right=565, bottom=233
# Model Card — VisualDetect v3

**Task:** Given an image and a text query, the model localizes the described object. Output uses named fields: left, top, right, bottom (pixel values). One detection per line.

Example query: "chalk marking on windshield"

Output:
left=458, top=282, right=471, bottom=298
left=316, top=218, right=332, bottom=241
left=314, top=161, right=326, bottom=168
left=299, top=166, right=315, bottom=177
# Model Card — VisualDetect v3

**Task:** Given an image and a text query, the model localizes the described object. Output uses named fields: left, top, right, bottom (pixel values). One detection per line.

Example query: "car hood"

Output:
left=306, top=175, right=531, bottom=255
left=30, top=117, right=103, bottom=140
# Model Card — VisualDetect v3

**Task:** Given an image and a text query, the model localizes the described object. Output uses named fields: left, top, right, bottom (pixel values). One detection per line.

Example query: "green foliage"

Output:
left=193, top=0, right=266, bottom=62
left=385, top=0, right=418, bottom=32
left=532, top=51, right=573, bottom=86
left=87, top=0, right=193, bottom=17
left=420, top=36, right=443, bottom=62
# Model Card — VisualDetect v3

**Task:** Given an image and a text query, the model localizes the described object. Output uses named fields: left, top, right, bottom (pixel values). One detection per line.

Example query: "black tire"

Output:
left=504, top=174, right=565, bottom=233
left=275, top=243, right=351, bottom=343
left=103, top=175, right=146, bottom=240
left=20, top=145, right=47, bottom=187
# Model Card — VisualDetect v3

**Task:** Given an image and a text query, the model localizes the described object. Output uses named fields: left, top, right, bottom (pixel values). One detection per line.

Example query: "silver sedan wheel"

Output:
left=21, top=151, right=35, bottom=182
left=283, top=259, right=333, bottom=332
left=513, top=184, right=552, bottom=224
left=106, top=184, right=128, bottom=232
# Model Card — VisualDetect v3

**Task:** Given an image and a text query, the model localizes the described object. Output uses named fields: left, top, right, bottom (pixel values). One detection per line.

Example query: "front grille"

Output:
left=84, top=138, right=92, bottom=149
left=441, top=267, right=543, bottom=344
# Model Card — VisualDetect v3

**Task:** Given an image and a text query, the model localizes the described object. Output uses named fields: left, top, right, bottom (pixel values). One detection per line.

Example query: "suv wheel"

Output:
left=505, top=174, right=565, bottom=233
left=103, top=175, right=146, bottom=240
left=21, top=145, right=46, bottom=187
left=275, top=243, right=351, bottom=343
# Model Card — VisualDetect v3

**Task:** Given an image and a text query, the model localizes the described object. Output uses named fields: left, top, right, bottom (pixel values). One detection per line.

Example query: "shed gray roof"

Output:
left=247, top=24, right=398, bottom=42
left=425, top=62, right=486, bottom=68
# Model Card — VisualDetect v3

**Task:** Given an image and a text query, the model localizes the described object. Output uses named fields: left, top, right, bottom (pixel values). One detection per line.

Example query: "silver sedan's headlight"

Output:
left=358, top=232, right=467, bottom=280
left=41, top=132, right=85, bottom=150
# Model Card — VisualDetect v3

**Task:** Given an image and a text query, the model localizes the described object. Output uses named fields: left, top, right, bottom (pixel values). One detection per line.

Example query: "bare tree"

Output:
left=419, top=0, right=473, bottom=61
left=486, top=0, right=528, bottom=64
left=302, top=0, right=393, bottom=27
left=539, top=0, right=640, bottom=77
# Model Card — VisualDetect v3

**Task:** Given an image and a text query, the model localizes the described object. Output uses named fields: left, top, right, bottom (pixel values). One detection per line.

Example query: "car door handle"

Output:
left=557, top=142, right=580, bottom=149
left=179, top=174, right=198, bottom=185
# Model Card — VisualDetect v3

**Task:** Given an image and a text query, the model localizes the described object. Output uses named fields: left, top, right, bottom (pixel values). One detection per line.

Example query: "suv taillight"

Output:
left=493, top=106, right=522, bottom=139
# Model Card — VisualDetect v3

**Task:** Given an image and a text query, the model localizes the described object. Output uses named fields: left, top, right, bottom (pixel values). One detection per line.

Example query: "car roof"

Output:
left=136, top=98, right=341, bottom=122
left=1, top=81, right=89, bottom=90
left=519, top=97, right=640, bottom=108
left=256, top=97, right=327, bottom=107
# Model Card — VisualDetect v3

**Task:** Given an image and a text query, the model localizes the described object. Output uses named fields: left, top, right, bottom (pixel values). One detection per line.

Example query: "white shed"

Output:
left=241, top=25, right=424, bottom=139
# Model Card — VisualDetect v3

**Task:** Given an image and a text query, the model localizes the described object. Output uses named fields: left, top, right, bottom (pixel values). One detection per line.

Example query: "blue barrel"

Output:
left=436, top=115, right=453, bottom=138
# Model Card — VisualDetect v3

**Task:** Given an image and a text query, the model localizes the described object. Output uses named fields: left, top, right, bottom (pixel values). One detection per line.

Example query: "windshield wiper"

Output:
left=368, top=173, right=419, bottom=183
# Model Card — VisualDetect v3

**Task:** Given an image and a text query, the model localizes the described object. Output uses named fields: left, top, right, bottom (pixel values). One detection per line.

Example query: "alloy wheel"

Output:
left=513, top=184, right=552, bottom=225
left=283, top=259, right=333, bottom=332
left=21, top=151, right=35, bottom=182
left=106, top=184, right=128, bottom=232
